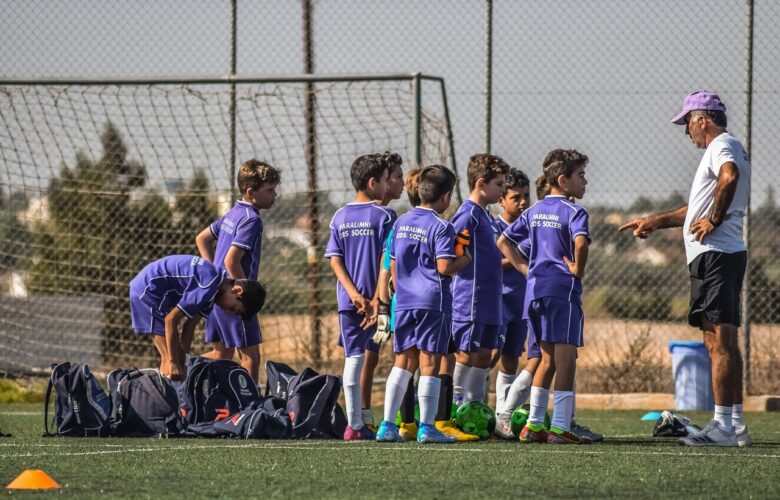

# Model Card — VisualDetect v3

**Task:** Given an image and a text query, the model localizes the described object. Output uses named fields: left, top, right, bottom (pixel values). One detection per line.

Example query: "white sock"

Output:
left=418, top=376, right=441, bottom=426
left=495, top=371, right=516, bottom=414
left=501, top=369, right=533, bottom=418
left=571, top=379, right=577, bottom=422
left=343, top=355, right=365, bottom=429
left=361, top=408, right=374, bottom=426
left=551, top=390, right=575, bottom=432
left=732, top=404, right=744, bottom=427
left=453, top=362, right=471, bottom=404
left=383, top=367, right=413, bottom=423
left=714, top=405, right=733, bottom=432
left=528, top=386, right=549, bottom=426
left=466, top=367, right=489, bottom=403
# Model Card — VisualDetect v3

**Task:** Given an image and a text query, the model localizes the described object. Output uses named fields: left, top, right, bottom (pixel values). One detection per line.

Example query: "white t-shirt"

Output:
left=683, top=132, right=751, bottom=264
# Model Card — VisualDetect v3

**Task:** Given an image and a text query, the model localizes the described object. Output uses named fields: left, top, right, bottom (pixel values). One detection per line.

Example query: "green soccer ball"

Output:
left=455, top=401, right=496, bottom=440
left=510, top=403, right=551, bottom=438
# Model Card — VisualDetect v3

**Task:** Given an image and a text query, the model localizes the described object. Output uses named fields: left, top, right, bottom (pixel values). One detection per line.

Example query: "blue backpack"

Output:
left=183, top=357, right=262, bottom=425
left=107, top=368, right=184, bottom=437
left=186, top=397, right=292, bottom=439
left=44, top=362, right=111, bottom=437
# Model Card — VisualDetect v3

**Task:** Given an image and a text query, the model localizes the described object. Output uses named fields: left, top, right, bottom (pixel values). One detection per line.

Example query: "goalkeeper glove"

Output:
left=454, top=229, right=471, bottom=257
left=372, top=300, right=392, bottom=345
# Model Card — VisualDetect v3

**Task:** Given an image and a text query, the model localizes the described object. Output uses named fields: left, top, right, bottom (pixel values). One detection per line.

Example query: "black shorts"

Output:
left=688, top=250, right=747, bottom=328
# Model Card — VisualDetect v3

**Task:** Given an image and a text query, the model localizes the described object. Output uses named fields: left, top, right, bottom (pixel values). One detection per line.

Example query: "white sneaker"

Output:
left=678, top=420, right=738, bottom=447
left=493, top=414, right=514, bottom=440
left=735, top=424, right=752, bottom=447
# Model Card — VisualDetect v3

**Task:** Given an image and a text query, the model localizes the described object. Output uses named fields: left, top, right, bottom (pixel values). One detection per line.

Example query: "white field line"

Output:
left=2, top=442, right=779, bottom=460
left=0, top=411, right=44, bottom=415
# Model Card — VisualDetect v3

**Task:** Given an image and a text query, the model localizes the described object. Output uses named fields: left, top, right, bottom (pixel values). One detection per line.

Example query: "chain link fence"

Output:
left=1, top=1, right=778, bottom=393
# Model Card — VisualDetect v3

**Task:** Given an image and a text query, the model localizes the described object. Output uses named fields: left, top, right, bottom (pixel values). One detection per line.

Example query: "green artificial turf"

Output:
left=1, top=405, right=778, bottom=498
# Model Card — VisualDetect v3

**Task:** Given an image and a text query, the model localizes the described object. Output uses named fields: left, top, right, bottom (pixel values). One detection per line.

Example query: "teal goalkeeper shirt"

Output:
left=382, top=229, right=396, bottom=331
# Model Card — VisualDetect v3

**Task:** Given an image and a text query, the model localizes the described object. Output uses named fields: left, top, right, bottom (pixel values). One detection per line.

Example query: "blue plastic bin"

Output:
left=668, top=340, right=714, bottom=411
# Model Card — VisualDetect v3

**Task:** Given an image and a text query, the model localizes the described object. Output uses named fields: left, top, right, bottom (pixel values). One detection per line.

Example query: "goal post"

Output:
left=0, top=73, right=457, bottom=375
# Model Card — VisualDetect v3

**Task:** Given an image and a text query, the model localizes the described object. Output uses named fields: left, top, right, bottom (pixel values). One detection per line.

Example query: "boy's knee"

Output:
left=237, top=346, right=260, bottom=361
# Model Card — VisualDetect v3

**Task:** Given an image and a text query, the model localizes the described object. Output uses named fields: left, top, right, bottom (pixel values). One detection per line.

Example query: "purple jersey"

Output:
left=325, top=202, right=396, bottom=312
left=502, top=195, right=590, bottom=311
left=494, top=214, right=527, bottom=303
left=210, top=200, right=263, bottom=280
left=451, top=201, right=503, bottom=325
left=130, top=255, right=226, bottom=319
left=391, top=207, right=457, bottom=312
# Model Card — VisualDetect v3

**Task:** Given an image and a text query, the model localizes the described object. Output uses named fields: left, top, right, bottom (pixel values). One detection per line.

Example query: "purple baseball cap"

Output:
left=671, top=91, right=727, bottom=125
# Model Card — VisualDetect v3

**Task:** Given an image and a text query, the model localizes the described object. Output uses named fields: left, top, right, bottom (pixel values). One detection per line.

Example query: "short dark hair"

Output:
left=350, top=154, right=389, bottom=192
left=691, top=109, right=727, bottom=128
left=542, top=149, right=566, bottom=169
left=466, top=154, right=509, bottom=191
left=501, top=168, right=530, bottom=197
left=237, top=159, right=281, bottom=193
left=417, top=165, right=456, bottom=204
left=382, top=151, right=403, bottom=172
left=535, top=175, right=550, bottom=200
left=233, top=279, right=266, bottom=320
left=404, top=168, right=422, bottom=207
left=543, top=149, right=589, bottom=189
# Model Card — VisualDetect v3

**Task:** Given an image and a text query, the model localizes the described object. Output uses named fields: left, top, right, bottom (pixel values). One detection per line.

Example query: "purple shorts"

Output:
left=393, top=309, right=451, bottom=355
left=526, top=297, right=584, bottom=347
left=498, top=296, right=528, bottom=358
left=338, top=311, right=379, bottom=357
left=526, top=328, right=541, bottom=359
left=452, top=320, right=501, bottom=352
left=205, top=304, right=262, bottom=348
left=130, top=294, right=166, bottom=336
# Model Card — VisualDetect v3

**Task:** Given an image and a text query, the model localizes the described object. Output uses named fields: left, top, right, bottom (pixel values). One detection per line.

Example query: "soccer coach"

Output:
left=620, top=91, right=751, bottom=447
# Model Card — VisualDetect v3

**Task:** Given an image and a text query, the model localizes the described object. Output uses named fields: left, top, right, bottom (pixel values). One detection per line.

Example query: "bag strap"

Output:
left=43, top=372, right=54, bottom=437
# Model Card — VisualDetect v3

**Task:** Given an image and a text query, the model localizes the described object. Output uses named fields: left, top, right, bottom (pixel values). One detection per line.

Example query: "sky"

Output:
left=1, top=0, right=778, bottom=208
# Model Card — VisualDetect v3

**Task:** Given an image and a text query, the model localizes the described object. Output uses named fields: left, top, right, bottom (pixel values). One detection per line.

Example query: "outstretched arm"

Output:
left=497, top=235, right=529, bottom=276
left=618, top=204, right=688, bottom=239
left=436, top=254, right=471, bottom=277
left=690, top=162, right=739, bottom=242
left=163, top=307, right=187, bottom=381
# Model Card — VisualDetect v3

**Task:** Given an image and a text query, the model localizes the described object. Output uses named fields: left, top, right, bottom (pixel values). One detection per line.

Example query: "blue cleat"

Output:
left=376, top=420, right=404, bottom=442
left=417, top=423, right=456, bottom=443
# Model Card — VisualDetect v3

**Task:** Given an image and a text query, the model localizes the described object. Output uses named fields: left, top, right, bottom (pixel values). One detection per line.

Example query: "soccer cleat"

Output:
left=376, top=420, right=404, bottom=442
left=519, top=424, right=548, bottom=443
left=417, top=423, right=456, bottom=443
left=399, top=422, right=418, bottom=442
left=343, top=425, right=375, bottom=441
left=547, top=427, right=592, bottom=444
left=571, top=420, right=603, bottom=442
left=493, top=414, right=515, bottom=440
left=678, top=420, right=737, bottom=447
left=365, top=423, right=378, bottom=434
left=735, top=424, right=751, bottom=447
left=435, top=420, right=480, bottom=442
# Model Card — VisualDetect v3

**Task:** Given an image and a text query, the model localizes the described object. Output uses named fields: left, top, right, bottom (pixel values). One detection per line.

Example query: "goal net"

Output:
left=0, top=75, right=455, bottom=375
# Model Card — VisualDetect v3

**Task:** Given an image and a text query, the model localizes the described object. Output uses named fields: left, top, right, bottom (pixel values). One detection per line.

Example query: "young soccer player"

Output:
left=498, top=149, right=592, bottom=444
left=325, top=154, right=394, bottom=440
left=194, top=159, right=280, bottom=383
left=376, top=165, right=470, bottom=443
left=491, top=168, right=533, bottom=437
left=129, top=255, right=266, bottom=380
left=361, top=151, right=404, bottom=431
left=373, top=167, right=422, bottom=441
left=451, top=154, right=508, bottom=404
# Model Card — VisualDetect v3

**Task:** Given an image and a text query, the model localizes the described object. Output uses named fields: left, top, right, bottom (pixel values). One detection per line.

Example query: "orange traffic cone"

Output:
left=5, top=469, right=61, bottom=489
